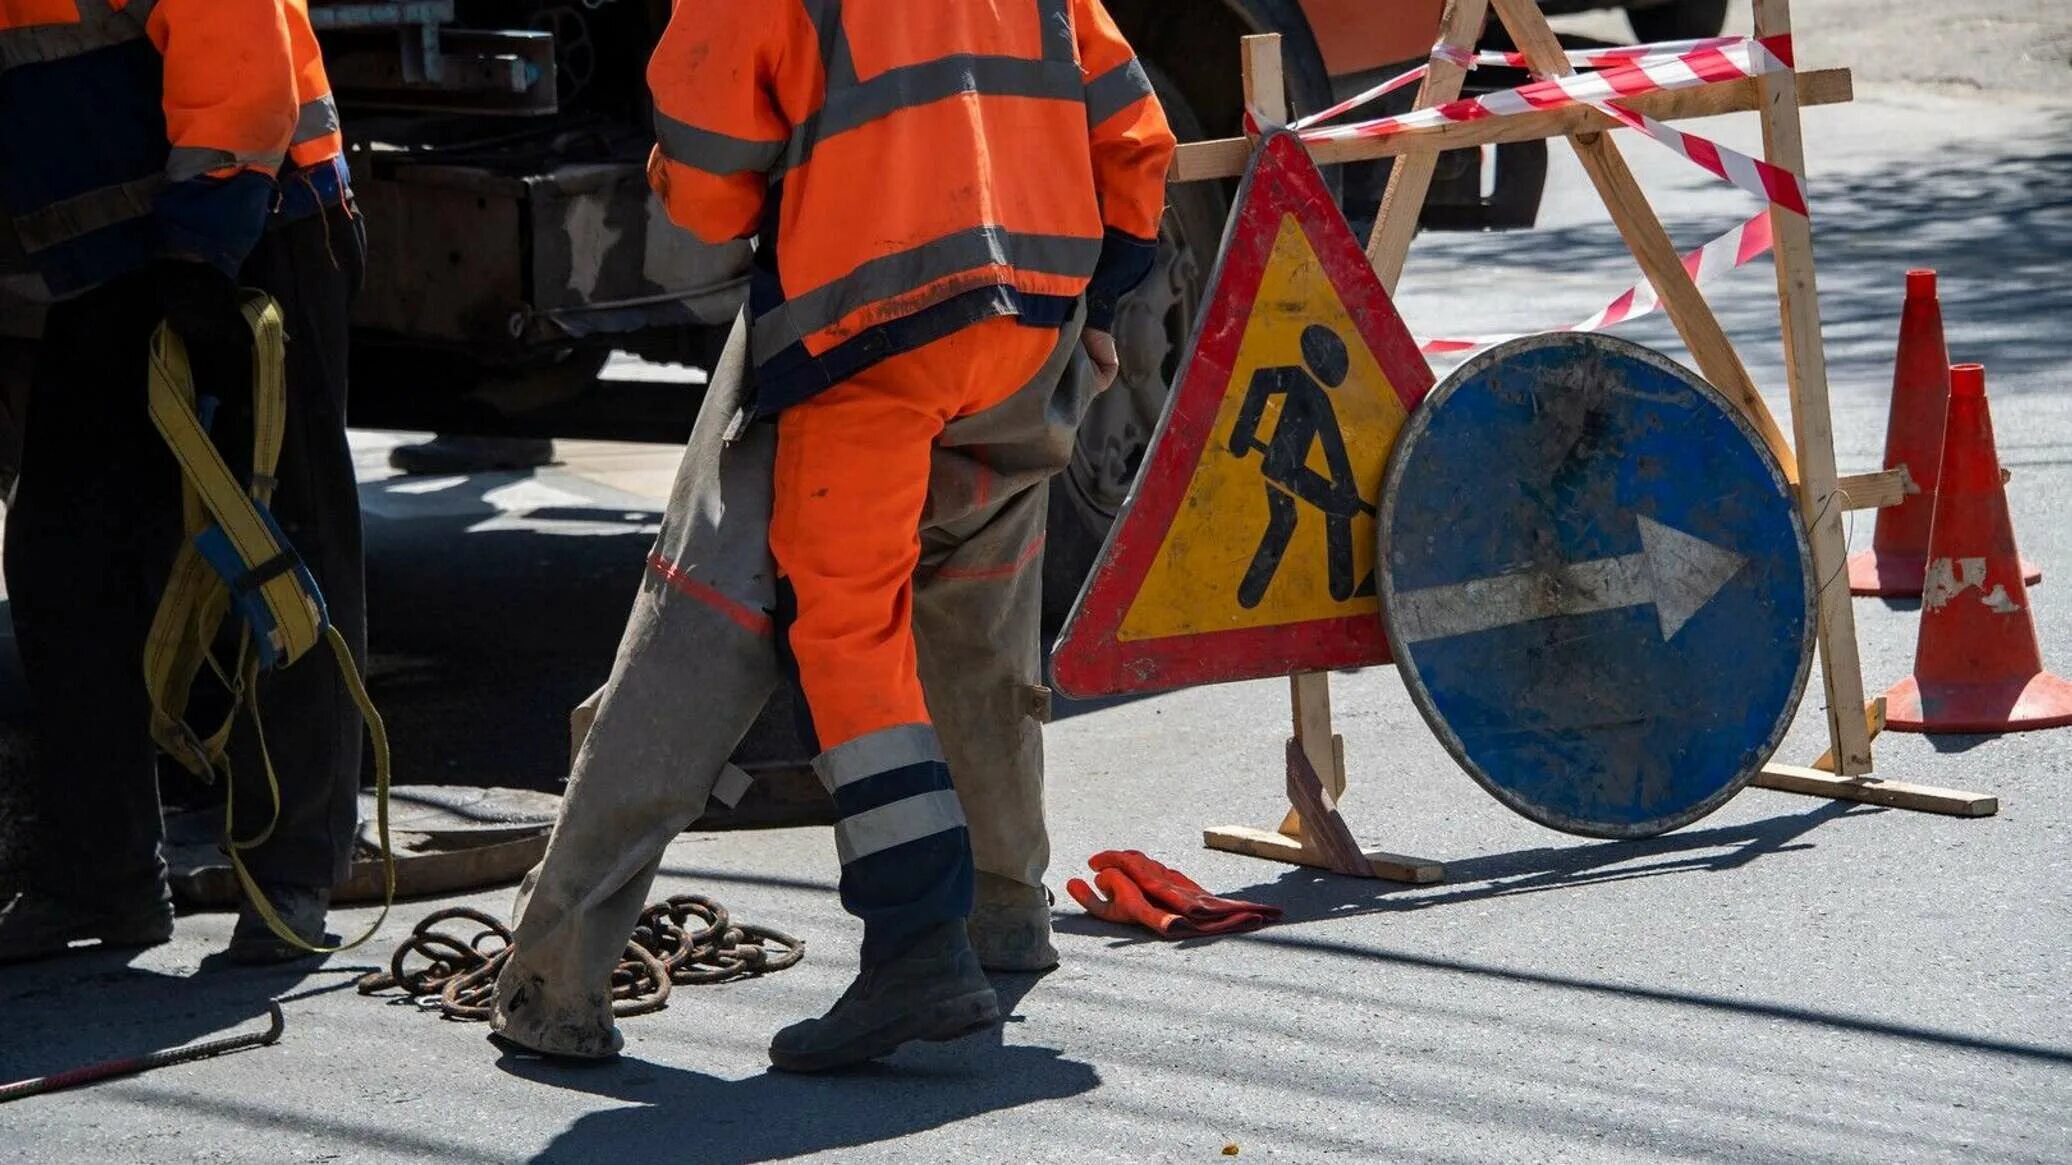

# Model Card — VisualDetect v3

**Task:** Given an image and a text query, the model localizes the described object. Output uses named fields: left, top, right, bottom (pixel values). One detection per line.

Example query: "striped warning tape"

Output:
left=1246, top=34, right=1812, bottom=358
left=1297, top=35, right=1794, bottom=143
left=1285, top=64, right=1431, bottom=132
left=1414, top=209, right=1775, bottom=357
left=1249, top=37, right=1808, bottom=211
left=1473, top=36, right=1753, bottom=72
left=1583, top=98, right=1809, bottom=213
left=1265, top=38, right=1779, bottom=134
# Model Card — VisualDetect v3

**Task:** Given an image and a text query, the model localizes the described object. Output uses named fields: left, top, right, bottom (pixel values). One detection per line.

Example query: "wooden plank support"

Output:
left=1833, top=468, right=1907, bottom=511
left=1171, top=68, right=1855, bottom=183
left=1364, top=0, right=1489, bottom=288
left=1202, top=825, right=1447, bottom=884
left=1753, top=0, right=1874, bottom=776
left=1485, top=0, right=1795, bottom=483
left=1754, top=764, right=1998, bottom=817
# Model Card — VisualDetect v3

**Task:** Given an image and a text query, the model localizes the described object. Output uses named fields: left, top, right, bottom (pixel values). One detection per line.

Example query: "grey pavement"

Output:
left=5, top=7, right=2072, bottom=1163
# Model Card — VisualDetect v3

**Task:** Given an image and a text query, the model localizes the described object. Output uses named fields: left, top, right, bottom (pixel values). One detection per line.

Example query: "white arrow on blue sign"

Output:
left=1379, top=334, right=1815, bottom=839
left=1393, top=514, right=1747, bottom=645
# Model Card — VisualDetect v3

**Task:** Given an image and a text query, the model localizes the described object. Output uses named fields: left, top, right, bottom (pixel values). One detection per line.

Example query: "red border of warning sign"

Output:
left=1050, top=131, right=1435, bottom=699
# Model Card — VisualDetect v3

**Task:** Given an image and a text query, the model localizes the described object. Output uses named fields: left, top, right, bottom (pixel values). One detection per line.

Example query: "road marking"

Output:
left=1392, top=515, right=1745, bottom=644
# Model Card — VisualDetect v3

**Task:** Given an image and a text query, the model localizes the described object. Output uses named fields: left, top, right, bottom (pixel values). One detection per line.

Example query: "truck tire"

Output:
left=1040, top=63, right=1227, bottom=640
left=1626, top=0, right=1730, bottom=43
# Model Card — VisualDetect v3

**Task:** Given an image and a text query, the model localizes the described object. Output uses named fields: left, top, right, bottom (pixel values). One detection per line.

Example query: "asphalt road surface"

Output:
left=3, top=3, right=2069, bottom=1161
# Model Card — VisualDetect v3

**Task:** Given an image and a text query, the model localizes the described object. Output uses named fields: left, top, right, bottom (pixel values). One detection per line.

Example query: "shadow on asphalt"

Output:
left=0, top=956, right=376, bottom=1083
left=1238, top=933, right=2072, bottom=1070
left=1053, top=796, right=2072, bottom=1072
left=491, top=972, right=1099, bottom=1164
left=1055, top=798, right=1865, bottom=945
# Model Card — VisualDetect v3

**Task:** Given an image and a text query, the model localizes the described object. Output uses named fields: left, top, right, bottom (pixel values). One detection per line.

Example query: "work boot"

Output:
left=225, top=884, right=337, bottom=964
left=769, top=922, right=1000, bottom=1073
left=387, top=435, right=555, bottom=476
left=968, top=873, right=1058, bottom=972
left=0, top=888, right=175, bottom=965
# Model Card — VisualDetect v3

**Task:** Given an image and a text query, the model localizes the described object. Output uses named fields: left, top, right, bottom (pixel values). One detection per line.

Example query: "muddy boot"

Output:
left=490, top=959, right=627, bottom=1061
left=388, top=435, right=555, bottom=476
left=0, top=888, right=174, bottom=965
left=225, top=884, right=337, bottom=964
left=769, top=922, right=1000, bottom=1072
left=968, top=872, right=1057, bottom=972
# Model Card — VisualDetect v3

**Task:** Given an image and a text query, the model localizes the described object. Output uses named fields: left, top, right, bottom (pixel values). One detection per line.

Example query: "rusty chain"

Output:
left=356, top=895, right=804, bottom=1021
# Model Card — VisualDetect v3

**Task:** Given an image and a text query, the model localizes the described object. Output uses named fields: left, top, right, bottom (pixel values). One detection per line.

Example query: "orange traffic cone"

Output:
left=1850, top=270, right=2041, bottom=596
left=1885, top=364, right=2072, bottom=733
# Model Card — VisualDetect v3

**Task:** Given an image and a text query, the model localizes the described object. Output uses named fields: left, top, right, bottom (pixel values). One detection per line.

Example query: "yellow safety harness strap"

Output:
left=141, top=292, right=393, bottom=954
left=145, top=299, right=320, bottom=670
left=227, top=624, right=394, bottom=955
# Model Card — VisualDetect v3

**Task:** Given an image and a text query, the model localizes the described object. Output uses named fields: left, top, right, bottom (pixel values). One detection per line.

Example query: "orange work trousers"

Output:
left=770, top=317, right=1064, bottom=749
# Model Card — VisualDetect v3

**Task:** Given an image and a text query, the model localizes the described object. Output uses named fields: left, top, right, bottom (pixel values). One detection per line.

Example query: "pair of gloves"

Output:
left=1066, top=850, right=1281, bottom=938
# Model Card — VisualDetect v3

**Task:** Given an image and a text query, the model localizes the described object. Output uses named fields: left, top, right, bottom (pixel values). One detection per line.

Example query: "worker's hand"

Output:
left=1081, top=327, right=1120, bottom=393
left=155, top=259, right=251, bottom=396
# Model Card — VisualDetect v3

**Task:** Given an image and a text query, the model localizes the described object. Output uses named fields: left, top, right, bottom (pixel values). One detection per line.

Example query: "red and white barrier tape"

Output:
left=1268, top=39, right=1763, bottom=134
left=1283, top=64, right=1431, bottom=132
left=1414, top=209, right=1774, bottom=357
left=1300, top=35, right=1793, bottom=143
left=1583, top=98, right=1808, bottom=213
left=1237, top=35, right=1810, bottom=359
left=1473, top=36, right=1749, bottom=71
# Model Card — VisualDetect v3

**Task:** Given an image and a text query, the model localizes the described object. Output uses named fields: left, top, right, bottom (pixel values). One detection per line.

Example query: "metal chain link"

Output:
left=356, top=896, right=803, bottom=1021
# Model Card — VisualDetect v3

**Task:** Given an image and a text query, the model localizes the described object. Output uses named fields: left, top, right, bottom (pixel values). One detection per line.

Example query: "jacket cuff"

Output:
left=153, top=171, right=274, bottom=279
left=1083, top=228, right=1158, bottom=332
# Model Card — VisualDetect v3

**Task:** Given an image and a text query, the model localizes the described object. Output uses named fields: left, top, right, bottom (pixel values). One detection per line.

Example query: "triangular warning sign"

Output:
left=1052, top=130, right=1434, bottom=698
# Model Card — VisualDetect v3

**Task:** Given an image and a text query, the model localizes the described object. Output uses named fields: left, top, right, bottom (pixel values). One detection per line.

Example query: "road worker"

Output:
left=491, top=0, right=1173, bottom=1069
left=0, top=0, right=369, bottom=964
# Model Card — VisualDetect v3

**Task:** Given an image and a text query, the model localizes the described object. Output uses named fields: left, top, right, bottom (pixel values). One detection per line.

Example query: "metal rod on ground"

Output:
left=0, top=1000, right=285, bottom=1104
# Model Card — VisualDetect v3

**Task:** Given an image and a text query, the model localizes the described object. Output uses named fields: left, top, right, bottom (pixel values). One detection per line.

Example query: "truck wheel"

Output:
left=1041, top=64, right=1226, bottom=640
left=1625, top=0, right=1729, bottom=43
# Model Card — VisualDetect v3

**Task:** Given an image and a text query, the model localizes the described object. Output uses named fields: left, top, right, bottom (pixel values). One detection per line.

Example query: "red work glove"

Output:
left=1067, top=854, right=1279, bottom=939
left=1088, top=851, right=1284, bottom=924
left=1067, top=868, right=1187, bottom=938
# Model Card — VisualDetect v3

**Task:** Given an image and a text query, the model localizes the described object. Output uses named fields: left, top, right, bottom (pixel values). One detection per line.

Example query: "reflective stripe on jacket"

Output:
left=645, top=0, right=1175, bottom=415
left=0, top=0, right=296, bottom=297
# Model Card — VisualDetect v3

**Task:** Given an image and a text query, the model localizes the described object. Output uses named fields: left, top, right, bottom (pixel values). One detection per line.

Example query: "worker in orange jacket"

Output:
left=0, top=0, right=369, bottom=964
left=492, top=0, right=1173, bottom=1069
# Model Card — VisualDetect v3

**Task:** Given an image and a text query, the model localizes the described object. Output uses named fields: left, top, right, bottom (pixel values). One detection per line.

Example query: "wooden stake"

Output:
left=1364, top=0, right=1490, bottom=290
left=1239, top=35, right=1345, bottom=813
left=1806, top=698, right=1885, bottom=774
left=1243, top=34, right=1346, bottom=832
left=1199, top=36, right=1446, bottom=884
left=1751, top=0, right=1874, bottom=776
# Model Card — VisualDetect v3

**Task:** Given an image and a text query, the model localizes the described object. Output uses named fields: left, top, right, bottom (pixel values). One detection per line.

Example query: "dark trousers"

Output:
left=5, top=203, right=367, bottom=903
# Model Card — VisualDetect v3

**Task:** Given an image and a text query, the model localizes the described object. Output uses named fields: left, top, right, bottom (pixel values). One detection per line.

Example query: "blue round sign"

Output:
left=1379, top=334, right=1814, bottom=838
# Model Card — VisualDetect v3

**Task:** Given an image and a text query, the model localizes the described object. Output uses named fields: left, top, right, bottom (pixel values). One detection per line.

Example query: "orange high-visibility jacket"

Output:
left=0, top=0, right=301, bottom=296
left=646, top=0, right=1175, bottom=415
